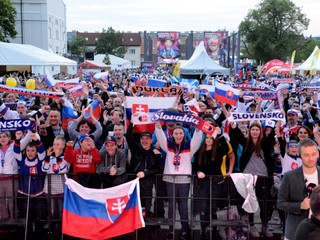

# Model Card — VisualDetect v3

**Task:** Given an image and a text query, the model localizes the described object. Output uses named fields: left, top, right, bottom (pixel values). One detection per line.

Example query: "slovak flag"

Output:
left=62, top=177, right=145, bottom=240
left=124, top=96, right=177, bottom=133
left=214, top=81, right=240, bottom=106
left=69, top=85, right=84, bottom=98
left=61, top=98, right=78, bottom=129
left=84, top=100, right=101, bottom=121
left=184, top=99, right=200, bottom=115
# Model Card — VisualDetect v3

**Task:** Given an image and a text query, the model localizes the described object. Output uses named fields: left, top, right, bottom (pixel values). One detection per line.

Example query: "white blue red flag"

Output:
left=84, top=100, right=101, bottom=121
left=93, top=72, right=109, bottom=84
left=61, top=98, right=78, bottom=129
left=214, top=81, right=240, bottom=105
left=124, top=96, right=177, bottom=133
left=69, top=85, right=84, bottom=98
left=62, top=177, right=144, bottom=240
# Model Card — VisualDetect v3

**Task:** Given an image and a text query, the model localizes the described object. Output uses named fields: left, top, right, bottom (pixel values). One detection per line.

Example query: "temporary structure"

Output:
left=180, top=41, right=230, bottom=75
left=295, top=46, right=320, bottom=74
left=94, top=54, right=132, bottom=70
left=0, top=42, right=77, bottom=75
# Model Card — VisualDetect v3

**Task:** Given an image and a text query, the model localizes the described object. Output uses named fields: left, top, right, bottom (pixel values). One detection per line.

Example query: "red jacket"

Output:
left=64, top=146, right=101, bottom=174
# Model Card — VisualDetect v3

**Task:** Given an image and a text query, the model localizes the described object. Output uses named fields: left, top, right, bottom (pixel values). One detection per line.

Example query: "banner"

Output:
left=204, top=31, right=228, bottom=66
left=131, top=86, right=183, bottom=96
left=243, top=91, right=277, bottom=100
left=228, top=111, right=286, bottom=122
left=151, top=111, right=219, bottom=138
left=0, top=119, right=36, bottom=132
left=157, top=32, right=181, bottom=64
left=124, top=97, right=177, bottom=133
left=0, top=85, right=64, bottom=99
left=290, top=50, right=296, bottom=74
left=62, top=177, right=144, bottom=240
left=231, top=84, right=270, bottom=91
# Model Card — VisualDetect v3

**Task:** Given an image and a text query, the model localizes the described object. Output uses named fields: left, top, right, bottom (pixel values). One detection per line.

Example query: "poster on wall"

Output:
left=204, top=31, right=228, bottom=66
left=157, top=32, right=181, bottom=64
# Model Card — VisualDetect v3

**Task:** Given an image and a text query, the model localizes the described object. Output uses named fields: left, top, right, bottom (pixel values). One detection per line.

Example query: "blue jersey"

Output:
left=14, top=140, right=46, bottom=196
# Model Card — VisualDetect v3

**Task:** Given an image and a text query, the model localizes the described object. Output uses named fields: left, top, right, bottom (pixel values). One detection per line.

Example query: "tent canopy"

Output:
left=94, top=54, right=132, bottom=70
left=180, top=41, right=230, bottom=75
left=0, top=42, right=77, bottom=75
left=80, top=60, right=109, bottom=68
left=295, top=46, right=320, bottom=72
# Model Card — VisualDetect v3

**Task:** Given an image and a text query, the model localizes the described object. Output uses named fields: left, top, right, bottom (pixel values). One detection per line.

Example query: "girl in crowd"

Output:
left=0, top=132, right=18, bottom=219
left=229, top=121, right=275, bottom=238
left=42, top=135, right=69, bottom=238
left=155, top=122, right=203, bottom=240
left=193, top=129, right=233, bottom=239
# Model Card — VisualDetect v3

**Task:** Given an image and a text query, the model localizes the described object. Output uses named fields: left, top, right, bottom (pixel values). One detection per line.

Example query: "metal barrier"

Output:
left=0, top=173, right=282, bottom=240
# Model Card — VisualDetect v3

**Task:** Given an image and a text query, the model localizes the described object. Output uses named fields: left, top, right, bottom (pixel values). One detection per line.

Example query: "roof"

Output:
left=80, top=60, right=109, bottom=68
left=180, top=41, right=230, bottom=75
left=0, top=42, right=77, bottom=66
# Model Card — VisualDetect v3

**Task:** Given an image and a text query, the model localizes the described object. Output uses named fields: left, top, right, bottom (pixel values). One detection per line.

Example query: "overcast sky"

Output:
left=64, top=0, right=320, bottom=37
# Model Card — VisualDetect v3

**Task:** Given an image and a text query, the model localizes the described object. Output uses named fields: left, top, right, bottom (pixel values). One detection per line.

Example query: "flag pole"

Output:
left=24, top=175, right=32, bottom=240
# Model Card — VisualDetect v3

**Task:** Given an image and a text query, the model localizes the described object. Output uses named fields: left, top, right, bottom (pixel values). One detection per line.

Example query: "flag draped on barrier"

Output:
left=62, top=177, right=144, bottom=240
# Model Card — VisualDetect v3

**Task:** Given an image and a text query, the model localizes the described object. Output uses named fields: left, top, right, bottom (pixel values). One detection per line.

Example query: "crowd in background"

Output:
left=0, top=67, right=319, bottom=240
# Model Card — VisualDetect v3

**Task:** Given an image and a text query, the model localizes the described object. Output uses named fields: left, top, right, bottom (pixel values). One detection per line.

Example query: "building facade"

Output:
left=11, top=0, right=67, bottom=55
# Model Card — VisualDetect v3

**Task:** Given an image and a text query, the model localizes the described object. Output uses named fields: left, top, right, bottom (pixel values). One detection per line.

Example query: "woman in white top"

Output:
left=155, top=123, right=202, bottom=239
left=0, top=131, right=18, bottom=219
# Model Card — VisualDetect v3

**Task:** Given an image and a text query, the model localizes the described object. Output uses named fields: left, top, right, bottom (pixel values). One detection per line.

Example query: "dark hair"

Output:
left=76, top=119, right=94, bottom=132
left=197, top=134, right=218, bottom=165
left=245, top=121, right=263, bottom=157
left=310, top=185, right=320, bottom=216
left=171, top=126, right=185, bottom=152
left=297, top=125, right=312, bottom=140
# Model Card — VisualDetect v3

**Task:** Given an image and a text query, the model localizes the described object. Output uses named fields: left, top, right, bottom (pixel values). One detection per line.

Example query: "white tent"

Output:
left=0, top=42, right=77, bottom=75
left=180, top=41, right=230, bottom=75
left=94, top=54, right=132, bottom=70
left=295, top=46, right=320, bottom=73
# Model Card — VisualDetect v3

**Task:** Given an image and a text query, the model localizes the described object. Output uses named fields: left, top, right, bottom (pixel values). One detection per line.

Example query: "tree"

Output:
left=68, top=36, right=87, bottom=56
left=0, top=0, right=17, bottom=42
left=103, top=54, right=110, bottom=65
left=295, top=38, right=320, bottom=62
left=95, top=27, right=127, bottom=58
left=239, top=0, right=309, bottom=63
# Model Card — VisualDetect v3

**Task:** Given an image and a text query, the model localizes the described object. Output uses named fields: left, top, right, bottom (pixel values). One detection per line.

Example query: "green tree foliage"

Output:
left=239, top=0, right=309, bottom=63
left=68, top=36, right=87, bottom=56
left=95, top=27, right=127, bottom=58
left=296, top=38, right=320, bottom=62
left=0, top=0, right=17, bottom=42
left=103, top=54, right=110, bottom=65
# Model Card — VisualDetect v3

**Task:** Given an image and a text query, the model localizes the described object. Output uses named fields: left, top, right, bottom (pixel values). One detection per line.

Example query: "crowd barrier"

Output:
left=0, top=174, right=282, bottom=240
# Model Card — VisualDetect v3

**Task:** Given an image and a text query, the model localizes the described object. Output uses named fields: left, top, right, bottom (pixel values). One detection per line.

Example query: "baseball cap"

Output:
left=287, top=109, right=298, bottom=115
left=79, top=134, right=94, bottom=143
left=140, top=131, right=152, bottom=139
left=265, top=120, right=276, bottom=129
left=105, top=136, right=117, bottom=145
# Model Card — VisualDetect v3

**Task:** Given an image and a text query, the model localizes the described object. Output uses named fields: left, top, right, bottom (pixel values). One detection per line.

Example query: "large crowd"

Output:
left=0, top=68, right=319, bottom=240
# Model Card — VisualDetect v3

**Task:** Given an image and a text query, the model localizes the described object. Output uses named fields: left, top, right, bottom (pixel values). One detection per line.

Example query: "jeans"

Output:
left=166, top=182, right=190, bottom=233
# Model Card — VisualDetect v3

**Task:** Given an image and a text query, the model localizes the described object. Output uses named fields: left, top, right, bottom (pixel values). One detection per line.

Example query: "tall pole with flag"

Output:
left=290, top=50, right=296, bottom=74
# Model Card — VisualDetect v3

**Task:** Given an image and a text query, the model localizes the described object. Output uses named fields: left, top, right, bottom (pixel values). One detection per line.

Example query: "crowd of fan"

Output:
left=0, top=68, right=319, bottom=240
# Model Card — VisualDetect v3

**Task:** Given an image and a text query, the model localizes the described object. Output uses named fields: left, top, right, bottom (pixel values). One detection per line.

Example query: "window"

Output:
left=95, top=37, right=98, bottom=41
left=49, top=27, right=52, bottom=38
left=55, top=19, right=58, bottom=25
left=85, top=37, right=88, bottom=41
left=129, top=49, right=135, bottom=54
left=56, top=30, right=59, bottom=39
left=130, top=38, right=133, bottom=42
left=131, top=61, right=136, bottom=66
left=56, top=47, right=59, bottom=54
